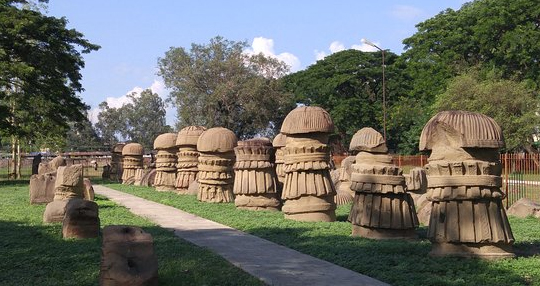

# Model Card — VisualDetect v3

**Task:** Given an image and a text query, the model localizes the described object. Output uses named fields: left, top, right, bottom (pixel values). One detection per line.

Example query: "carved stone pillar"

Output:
left=348, top=128, right=418, bottom=239
left=110, top=143, right=125, bottom=182
left=233, top=138, right=280, bottom=210
left=420, top=110, right=514, bottom=258
left=43, top=164, right=85, bottom=223
left=280, top=106, right=336, bottom=222
left=175, top=126, right=206, bottom=194
left=153, top=133, right=178, bottom=192
left=197, top=127, right=237, bottom=203
left=121, top=143, right=144, bottom=185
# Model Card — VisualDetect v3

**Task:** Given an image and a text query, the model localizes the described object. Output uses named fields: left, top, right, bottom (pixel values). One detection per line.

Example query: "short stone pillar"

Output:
left=153, top=133, right=178, bottom=192
left=83, top=178, right=95, bottom=201
left=280, top=106, right=336, bottom=222
left=29, top=156, right=67, bottom=204
left=110, top=143, right=125, bottom=182
left=62, top=198, right=100, bottom=239
left=334, top=155, right=355, bottom=205
left=43, top=164, right=84, bottom=223
left=197, top=127, right=237, bottom=203
left=420, top=110, right=514, bottom=258
left=100, top=225, right=158, bottom=286
left=272, top=133, right=287, bottom=186
left=175, top=126, right=206, bottom=194
left=121, top=143, right=144, bottom=185
left=233, top=138, right=280, bottom=210
left=348, top=128, right=419, bottom=239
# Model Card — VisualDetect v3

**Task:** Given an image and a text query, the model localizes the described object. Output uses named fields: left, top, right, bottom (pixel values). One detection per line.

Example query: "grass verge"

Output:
left=0, top=180, right=264, bottom=286
left=103, top=182, right=540, bottom=286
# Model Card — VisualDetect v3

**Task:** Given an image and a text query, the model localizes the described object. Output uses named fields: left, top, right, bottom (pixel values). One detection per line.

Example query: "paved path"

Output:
left=94, top=185, right=388, bottom=286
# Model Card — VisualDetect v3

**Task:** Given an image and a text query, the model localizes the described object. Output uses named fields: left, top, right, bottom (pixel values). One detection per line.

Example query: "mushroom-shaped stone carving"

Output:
left=348, top=127, right=418, bottom=239
left=233, top=138, right=280, bottom=210
left=121, top=143, right=144, bottom=185
left=175, top=126, right=206, bottom=194
left=280, top=106, right=336, bottom=222
left=153, top=133, right=178, bottom=192
left=197, top=127, right=238, bottom=203
left=420, top=110, right=514, bottom=258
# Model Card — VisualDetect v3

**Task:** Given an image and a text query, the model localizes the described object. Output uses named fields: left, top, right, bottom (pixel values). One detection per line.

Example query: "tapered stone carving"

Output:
left=420, top=110, right=514, bottom=258
left=175, top=126, right=206, bottom=194
left=197, top=127, right=237, bottom=203
left=280, top=106, right=336, bottom=222
left=100, top=226, right=158, bottom=286
left=121, top=143, right=144, bottom=185
left=348, top=127, right=419, bottom=239
left=62, top=198, right=100, bottom=239
left=30, top=156, right=67, bottom=204
left=110, top=143, right=125, bottom=182
left=233, top=138, right=280, bottom=210
left=43, top=164, right=85, bottom=223
left=153, top=133, right=178, bottom=192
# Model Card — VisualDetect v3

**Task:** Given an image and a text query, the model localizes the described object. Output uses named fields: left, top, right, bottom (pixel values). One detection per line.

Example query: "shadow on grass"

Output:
left=0, top=179, right=30, bottom=186
left=514, top=240, right=540, bottom=258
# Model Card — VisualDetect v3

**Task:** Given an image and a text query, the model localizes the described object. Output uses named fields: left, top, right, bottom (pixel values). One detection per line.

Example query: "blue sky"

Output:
left=47, top=0, right=469, bottom=126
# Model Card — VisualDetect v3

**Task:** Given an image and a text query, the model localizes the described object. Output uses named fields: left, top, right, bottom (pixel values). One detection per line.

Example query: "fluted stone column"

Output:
left=334, top=155, right=355, bottom=205
left=420, top=110, right=514, bottom=258
left=280, top=106, right=336, bottom=222
left=233, top=138, right=280, bottom=210
left=175, top=126, right=206, bottom=194
left=121, top=143, right=144, bottom=185
left=110, top=143, right=125, bottom=182
left=153, top=133, right=178, bottom=192
left=197, top=127, right=237, bottom=203
left=348, top=128, right=418, bottom=239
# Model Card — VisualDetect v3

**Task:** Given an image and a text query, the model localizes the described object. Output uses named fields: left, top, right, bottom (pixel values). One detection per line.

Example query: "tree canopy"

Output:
left=158, top=36, right=295, bottom=139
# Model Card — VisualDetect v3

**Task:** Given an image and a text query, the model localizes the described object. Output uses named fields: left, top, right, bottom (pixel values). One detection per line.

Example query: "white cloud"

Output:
left=329, top=41, right=345, bottom=53
left=314, top=39, right=382, bottom=62
left=352, top=41, right=380, bottom=53
left=314, top=50, right=326, bottom=61
left=390, top=5, right=423, bottom=21
left=245, top=37, right=301, bottom=72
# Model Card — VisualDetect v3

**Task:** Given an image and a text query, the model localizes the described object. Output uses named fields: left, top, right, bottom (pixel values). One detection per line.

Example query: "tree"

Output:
left=95, top=89, right=172, bottom=150
left=0, top=0, right=99, bottom=177
left=64, top=118, right=104, bottom=152
left=282, top=49, right=411, bottom=152
left=434, top=69, right=540, bottom=151
left=158, top=36, right=295, bottom=139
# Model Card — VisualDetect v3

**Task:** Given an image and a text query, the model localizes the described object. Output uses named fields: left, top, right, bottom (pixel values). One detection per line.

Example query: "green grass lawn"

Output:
left=103, top=182, right=540, bottom=286
left=0, top=180, right=264, bottom=286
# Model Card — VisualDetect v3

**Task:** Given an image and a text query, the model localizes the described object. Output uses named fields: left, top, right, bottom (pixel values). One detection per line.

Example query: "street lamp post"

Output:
left=361, top=38, right=386, bottom=141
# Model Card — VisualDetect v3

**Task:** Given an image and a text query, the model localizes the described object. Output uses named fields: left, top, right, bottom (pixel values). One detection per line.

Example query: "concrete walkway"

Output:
left=94, top=185, right=388, bottom=286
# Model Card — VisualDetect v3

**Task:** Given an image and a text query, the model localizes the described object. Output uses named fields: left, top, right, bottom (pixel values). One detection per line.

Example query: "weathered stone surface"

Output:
left=187, top=180, right=199, bottom=195
left=29, top=173, right=56, bottom=204
left=54, top=165, right=84, bottom=200
left=233, top=138, right=280, bottom=210
left=83, top=178, right=95, bottom=201
left=175, top=126, right=205, bottom=194
left=38, top=156, right=66, bottom=175
left=110, top=143, right=126, bottom=181
left=507, top=198, right=540, bottom=218
left=280, top=106, right=336, bottom=222
left=43, top=199, right=70, bottom=223
left=139, top=168, right=156, bottom=187
left=197, top=128, right=237, bottom=203
left=154, top=133, right=178, bottom=192
left=348, top=128, right=418, bottom=239
left=62, top=198, right=100, bottom=239
left=420, top=110, right=514, bottom=259
left=121, top=143, right=144, bottom=185
left=100, top=225, right=158, bottom=286
left=334, top=156, right=355, bottom=206
left=405, top=167, right=427, bottom=194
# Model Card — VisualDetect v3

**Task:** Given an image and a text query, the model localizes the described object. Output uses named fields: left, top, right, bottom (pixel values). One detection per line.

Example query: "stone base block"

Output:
left=43, top=200, right=70, bottom=223
left=429, top=242, right=515, bottom=260
left=234, top=194, right=281, bottom=211
left=282, top=195, right=336, bottom=222
left=62, top=199, right=100, bottom=239
left=351, top=225, right=418, bottom=240
left=29, top=173, right=56, bottom=204
left=154, top=185, right=176, bottom=192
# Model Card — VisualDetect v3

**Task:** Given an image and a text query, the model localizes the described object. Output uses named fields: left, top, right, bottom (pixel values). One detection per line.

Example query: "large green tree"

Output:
left=95, top=89, right=171, bottom=150
left=434, top=69, right=540, bottom=151
left=158, top=36, right=295, bottom=139
left=282, top=49, right=411, bottom=152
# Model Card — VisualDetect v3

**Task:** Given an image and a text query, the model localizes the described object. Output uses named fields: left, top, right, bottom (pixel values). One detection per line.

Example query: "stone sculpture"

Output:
left=100, top=225, right=158, bottom=286
left=43, top=164, right=85, bottom=223
left=272, top=133, right=287, bottom=186
left=197, top=127, right=237, bottom=203
left=29, top=156, right=67, bottom=204
left=83, top=178, right=95, bottom=201
left=280, top=106, right=336, bottom=222
left=110, top=143, right=125, bottom=181
left=233, top=138, right=280, bottom=210
left=153, top=133, right=178, bottom=192
left=420, top=110, right=514, bottom=258
left=348, top=127, right=419, bottom=239
left=62, top=198, right=100, bottom=239
left=334, top=155, right=355, bottom=205
left=121, top=143, right=144, bottom=185
left=175, top=126, right=206, bottom=194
